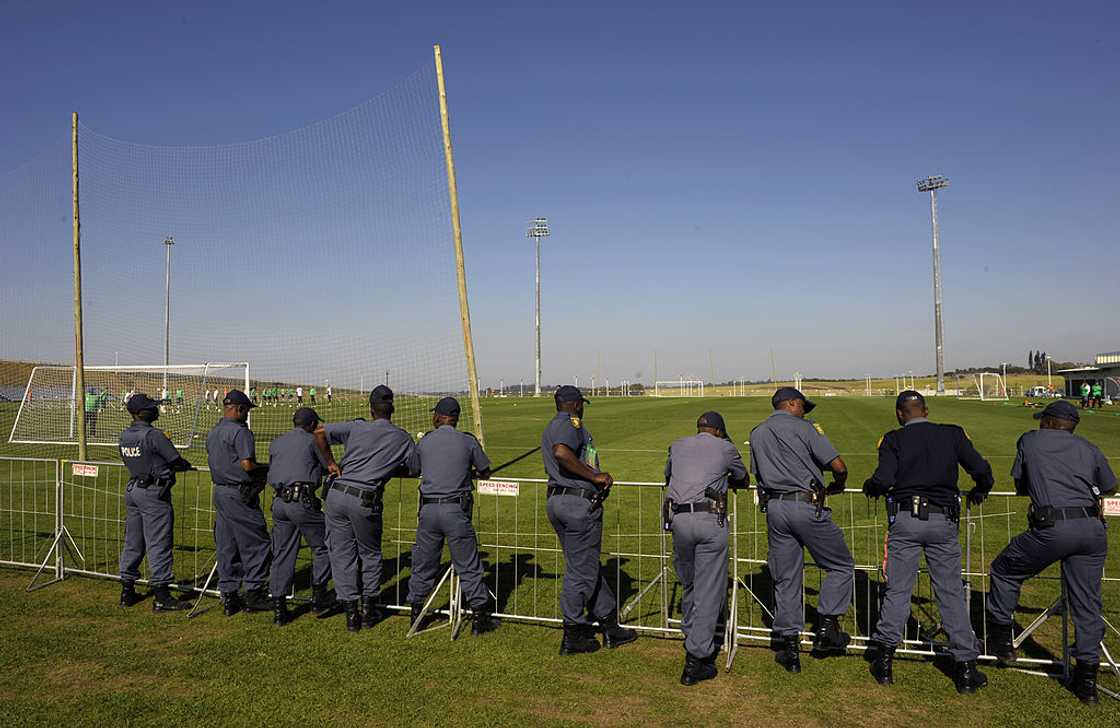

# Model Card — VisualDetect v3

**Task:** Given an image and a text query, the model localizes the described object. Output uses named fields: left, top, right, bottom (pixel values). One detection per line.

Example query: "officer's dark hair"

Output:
left=1039, top=415, right=1076, bottom=432
left=371, top=401, right=394, bottom=418
left=136, top=408, right=158, bottom=423
left=555, top=400, right=580, bottom=413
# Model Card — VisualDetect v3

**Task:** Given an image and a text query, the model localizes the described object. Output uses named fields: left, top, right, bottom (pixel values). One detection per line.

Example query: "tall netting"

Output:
left=0, top=63, right=474, bottom=459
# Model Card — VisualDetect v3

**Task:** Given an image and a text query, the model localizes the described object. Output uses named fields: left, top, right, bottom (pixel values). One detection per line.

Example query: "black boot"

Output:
left=987, top=621, right=1016, bottom=664
left=119, top=581, right=143, bottom=608
left=599, top=612, right=638, bottom=649
left=811, top=615, right=850, bottom=658
left=1071, top=662, right=1099, bottom=705
left=680, top=650, right=718, bottom=686
left=151, top=586, right=191, bottom=612
left=344, top=600, right=362, bottom=632
left=361, top=596, right=383, bottom=628
left=272, top=597, right=290, bottom=626
left=870, top=642, right=895, bottom=685
left=953, top=660, right=988, bottom=694
left=775, top=634, right=801, bottom=673
left=243, top=587, right=271, bottom=613
left=559, top=623, right=601, bottom=655
left=409, top=603, right=425, bottom=629
left=310, top=585, right=334, bottom=615
left=221, top=591, right=242, bottom=617
left=471, top=609, right=501, bottom=636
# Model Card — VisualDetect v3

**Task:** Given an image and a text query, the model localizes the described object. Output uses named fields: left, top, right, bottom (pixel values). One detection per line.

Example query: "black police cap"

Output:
left=554, top=385, right=589, bottom=404
left=369, top=385, right=394, bottom=406
left=293, top=407, right=321, bottom=427
left=1033, top=399, right=1080, bottom=424
left=895, top=390, right=926, bottom=409
left=697, top=411, right=730, bottom=440
left=772, top=387, right=815, bottom=413
left=126, top=393, right=161, bottom=414
left=431, top=397, right=460, bottom=417
left=223, top=389, right=256, bottom=409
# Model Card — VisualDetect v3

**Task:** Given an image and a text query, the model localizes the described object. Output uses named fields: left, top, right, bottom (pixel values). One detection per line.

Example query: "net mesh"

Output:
left=1, top=63, right=473, bottom=458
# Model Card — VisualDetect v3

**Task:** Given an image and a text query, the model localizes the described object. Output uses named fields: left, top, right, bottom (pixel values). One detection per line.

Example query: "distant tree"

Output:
left=1028, top=350, right=1034, bottom=370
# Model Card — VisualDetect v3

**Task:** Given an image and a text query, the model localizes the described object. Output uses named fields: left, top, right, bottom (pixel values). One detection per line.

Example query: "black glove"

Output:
left=239, top=482, right=266, bottom=505
left=862, top=479, right=887, bottom=499
left=826, top=481, right=845, bottom=496
left=967, top=488, right=987, bottom=507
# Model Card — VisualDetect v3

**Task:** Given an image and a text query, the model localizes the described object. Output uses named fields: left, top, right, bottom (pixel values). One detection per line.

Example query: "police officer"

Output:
left=665, top=411, right=748, bottom=685
left=750, top=387, right=852, bottom=673
left=117, top=392, right=195, bottom=611
left=405, top=397, right=500, bottom=635
left=314, top=385, right=415, bottom=632
left=268, top=407, right=334, bottom=626
left=543, top=385, right=637, bottom=654
left=863, top=391, right=993, bottom=693
left=206, top=389, right=272, bottom=615
left=986, top=400, right=1116, bottom=705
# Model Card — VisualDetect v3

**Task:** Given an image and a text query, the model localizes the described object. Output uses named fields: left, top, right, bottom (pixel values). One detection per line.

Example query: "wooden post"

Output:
left=434, top=44, right=485, bottom=446
left=71, top=112, right=88, bottom=460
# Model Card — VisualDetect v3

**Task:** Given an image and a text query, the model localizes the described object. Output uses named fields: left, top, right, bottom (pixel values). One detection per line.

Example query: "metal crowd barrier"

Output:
left=1, top=456, right=1116, bottom=685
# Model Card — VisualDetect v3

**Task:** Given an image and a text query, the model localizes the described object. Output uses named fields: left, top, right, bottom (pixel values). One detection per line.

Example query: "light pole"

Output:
left=1046, top=355, right=1053, bottom=390
left=917, top=175, right=949, bottom=394
left=527, top=217, right=550, bottom=396
left=162, top=236, right=174, bottom=396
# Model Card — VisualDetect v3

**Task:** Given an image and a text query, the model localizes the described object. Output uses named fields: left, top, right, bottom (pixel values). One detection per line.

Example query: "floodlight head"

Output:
left=163, top=235, right=175, bottom=246
left=527, top=217, right=550, bottom=239
left=916, top=175, right=950, bottom=192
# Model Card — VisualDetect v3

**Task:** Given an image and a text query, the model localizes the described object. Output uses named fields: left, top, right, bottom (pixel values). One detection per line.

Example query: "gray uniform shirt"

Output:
left=410, top=425, right=491, bottom=498
left=325, top=418, right=415, bottom=490
left=749, top=410, right=839, bottom=494
left=665, top=432, right=748, bottom=503
left=119, top=421, right=180, bottom=480
left=541, top=411, right=599, bottom=492
left=268, top=428, right=325, bottom=486
left=206, top=417, right=256, bottom=486
left=1011, top=429, right=1117, bottom=508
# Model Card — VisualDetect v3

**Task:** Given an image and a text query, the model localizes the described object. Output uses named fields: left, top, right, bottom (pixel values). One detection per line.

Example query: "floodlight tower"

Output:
left=162, top=236, right=175, bottom=395
left=916, top=175, right=949, bottom=394
left=527, top=217, right=550, bottom=396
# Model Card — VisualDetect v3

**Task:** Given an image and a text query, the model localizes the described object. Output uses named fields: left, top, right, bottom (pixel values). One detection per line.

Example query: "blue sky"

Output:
left=2, top=1, right=1118, bottom=388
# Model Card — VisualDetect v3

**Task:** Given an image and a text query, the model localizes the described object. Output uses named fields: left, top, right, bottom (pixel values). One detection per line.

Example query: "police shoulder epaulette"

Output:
left=810, top=421, right=825, bottom=435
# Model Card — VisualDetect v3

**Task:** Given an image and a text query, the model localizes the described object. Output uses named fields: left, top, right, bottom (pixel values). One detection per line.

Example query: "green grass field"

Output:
left=1, top=395, right=1118, bottom=726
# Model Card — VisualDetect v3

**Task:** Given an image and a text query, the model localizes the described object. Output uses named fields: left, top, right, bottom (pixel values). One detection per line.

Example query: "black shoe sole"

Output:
left=604, top=634, right=638, bottom=649
left=559, top=643, right=601, bottom=655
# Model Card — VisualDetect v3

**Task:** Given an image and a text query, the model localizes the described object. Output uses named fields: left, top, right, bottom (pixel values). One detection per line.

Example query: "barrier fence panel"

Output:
left=0, top=456, right=60, bottom=571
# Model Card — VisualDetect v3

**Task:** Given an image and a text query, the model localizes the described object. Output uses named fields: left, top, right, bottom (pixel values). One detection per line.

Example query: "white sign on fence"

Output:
left=1103, top=498, right=1120, bottom=517
left=71, top=463, right=99, bottom=478
left=477, top=480, right=520, bottom=497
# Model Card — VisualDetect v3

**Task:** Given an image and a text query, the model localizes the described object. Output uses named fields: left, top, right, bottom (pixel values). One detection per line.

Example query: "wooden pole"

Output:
left=71, top=112, right=88, bottom=460
left=434, top=44, right=485, bottom=446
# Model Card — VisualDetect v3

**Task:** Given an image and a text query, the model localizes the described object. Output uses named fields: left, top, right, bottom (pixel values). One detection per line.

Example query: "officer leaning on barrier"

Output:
left=750, top=387, right=853, bottom=674
left=117, top=393, right=196, bottom=612
left=268, top=407, right=335, bottom=626
left=543, top=385, right=638, bottom=655
left=664, top=411, right=748, bottom=686
left=314, top=385, right=416, bottom=633
left=206, top=389, right=272, bottom=616
left=863, top=391, right=994, bottom=694
left=405, top=397, right=500, bottom=636
left=986, top=400, right=1117, bottom=705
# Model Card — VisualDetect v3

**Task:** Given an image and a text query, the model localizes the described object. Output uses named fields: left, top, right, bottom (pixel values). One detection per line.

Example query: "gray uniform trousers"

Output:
left=988, top=519, right=1107, bottom=663
left=269, top=497, right=331, bottom=597
left=323, top=487, right=384, bottom=602
left=547, top=493, right=616, bottom=625
left=671, top=511, right=728, bottom=657
left=766, top=499, right=854, bottom=635
left=119, top=482, right=175, bottom=586
left=872, top=511, right=979, bottom=660
left=407, top=503, right=489, bottom=609
left=212, top=486, right=272, bottom=593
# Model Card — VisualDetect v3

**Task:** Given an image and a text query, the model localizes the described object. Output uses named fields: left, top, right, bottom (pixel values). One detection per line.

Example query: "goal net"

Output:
left=9, top=363, right=249, bottom=448
left=654, top=379, right=705, bottom=397
left=1, top=57, right=479, bottom=456
left=977, top=372, right=1008, bottom=401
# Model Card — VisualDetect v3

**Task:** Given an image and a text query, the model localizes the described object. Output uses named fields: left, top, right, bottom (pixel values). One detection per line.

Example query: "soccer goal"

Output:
left=8, top=362, right=249, bottom=449
left=976, top=372, right=1008, bottom=401
left=654, top=379, right=705, bottom=397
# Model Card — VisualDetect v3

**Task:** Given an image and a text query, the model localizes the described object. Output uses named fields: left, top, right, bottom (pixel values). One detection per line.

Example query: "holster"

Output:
left=910, top=496, right=930, bottom=521
left=1027, top=503, right=1056, bottom=530
left=154, top=477, right=174, bottom=499
left=758, top=490, right=770, bottom=514
left=662, top=499, right=673, bottom=531
left=704, top=486, right=727, bottom=527
left=360, top=488, right=384, bottom=515
left=238, top=482, right=266, bottom=505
